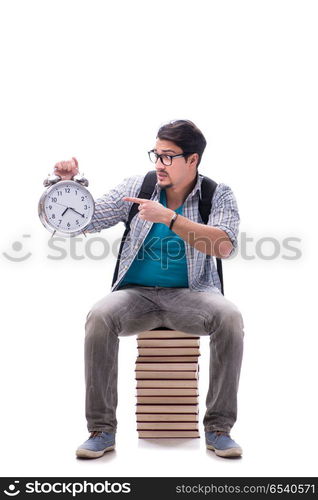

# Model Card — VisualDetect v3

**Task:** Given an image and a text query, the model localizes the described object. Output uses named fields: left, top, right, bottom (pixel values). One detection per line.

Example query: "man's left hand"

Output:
left=123, top=197, right=173, bottom=224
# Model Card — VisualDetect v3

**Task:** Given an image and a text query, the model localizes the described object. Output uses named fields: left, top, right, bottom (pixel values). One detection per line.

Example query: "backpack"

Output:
left=112, top=170, right=224, bottom=294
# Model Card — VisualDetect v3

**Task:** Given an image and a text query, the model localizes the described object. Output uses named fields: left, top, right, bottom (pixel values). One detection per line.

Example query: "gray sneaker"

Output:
left=205, top=431, right=242, bottom=458
left=76, top=431, right=116, bottom=458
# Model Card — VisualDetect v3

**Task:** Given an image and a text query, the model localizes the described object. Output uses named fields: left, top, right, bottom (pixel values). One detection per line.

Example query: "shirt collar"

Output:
left=191, top=172, right=204, bottom=197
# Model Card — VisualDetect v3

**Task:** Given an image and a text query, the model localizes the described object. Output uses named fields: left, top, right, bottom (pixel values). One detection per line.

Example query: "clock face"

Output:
left=39, top=180, right=95, bottom=235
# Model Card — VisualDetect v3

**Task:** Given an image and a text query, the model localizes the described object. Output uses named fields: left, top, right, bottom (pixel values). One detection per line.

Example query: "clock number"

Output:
left=57, top=190, right=62, bottom=196
left=76, top=219, right=80, bottom=225
left=84, top=205, right=88, bottom=210
left=67, top=222, right=71, bottom=228
left=51, top=197, right=57, bottom=202
left=49, top=205, right=52, bottom=210
left=58, top=220, right=62, bottom=225
left=65, top=188, right=70, bottom=193
left=75, top=190, right=78, bottom=195
left=52, top=214, right=56, bottom=219
left=81, top=196, right=85, bottom=201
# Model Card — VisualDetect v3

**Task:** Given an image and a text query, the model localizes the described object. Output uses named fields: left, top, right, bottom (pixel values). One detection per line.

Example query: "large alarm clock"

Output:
left=38, top=176, right=95, bottom=236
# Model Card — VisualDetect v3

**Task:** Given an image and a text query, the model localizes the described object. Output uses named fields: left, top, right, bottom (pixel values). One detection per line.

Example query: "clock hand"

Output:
left=55, top=202, right=69, bottom=208
left=55, top=202, right=83, bottom=217
left=69, top=207, right=85, bottom=217
left=61, top=207, right=69, bottom=216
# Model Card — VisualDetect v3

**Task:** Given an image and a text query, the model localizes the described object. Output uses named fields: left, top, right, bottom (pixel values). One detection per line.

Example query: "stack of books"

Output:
left=135, top=329, right=200, bottom=438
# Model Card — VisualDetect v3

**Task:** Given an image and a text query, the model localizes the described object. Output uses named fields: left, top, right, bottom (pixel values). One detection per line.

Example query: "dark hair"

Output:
left=157, top=119, right=207, bottom=167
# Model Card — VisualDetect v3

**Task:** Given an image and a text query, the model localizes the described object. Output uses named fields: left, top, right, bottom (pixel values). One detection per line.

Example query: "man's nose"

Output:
left=155, top=158, right=166, bottom=170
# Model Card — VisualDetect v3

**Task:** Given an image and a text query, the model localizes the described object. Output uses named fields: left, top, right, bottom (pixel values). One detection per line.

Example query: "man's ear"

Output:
left=189, top=153, right=199, bottom=168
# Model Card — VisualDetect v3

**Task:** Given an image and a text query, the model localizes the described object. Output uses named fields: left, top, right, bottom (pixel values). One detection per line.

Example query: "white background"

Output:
left=1, top=0, right=317, bottom=478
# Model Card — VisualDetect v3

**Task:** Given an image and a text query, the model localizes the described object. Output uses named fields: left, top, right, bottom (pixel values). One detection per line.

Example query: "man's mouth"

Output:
left=157, top=172, right=168, bottom=180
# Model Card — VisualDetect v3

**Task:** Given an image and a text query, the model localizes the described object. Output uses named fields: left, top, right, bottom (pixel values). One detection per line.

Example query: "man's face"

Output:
left=153, top=138, right=197, bottom=190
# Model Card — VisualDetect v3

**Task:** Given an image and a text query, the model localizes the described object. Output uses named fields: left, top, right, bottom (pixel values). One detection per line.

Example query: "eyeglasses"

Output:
left=148, top=150, right=194, bottom=167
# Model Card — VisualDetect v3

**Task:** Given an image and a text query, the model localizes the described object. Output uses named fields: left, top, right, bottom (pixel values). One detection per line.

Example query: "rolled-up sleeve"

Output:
left=208, top=183, right=240, bottom=253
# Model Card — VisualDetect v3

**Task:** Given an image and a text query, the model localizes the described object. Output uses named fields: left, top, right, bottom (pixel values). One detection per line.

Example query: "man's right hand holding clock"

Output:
left=54, top=156, right=79, bottom=180
left=39, top=156, right=94, bottom=236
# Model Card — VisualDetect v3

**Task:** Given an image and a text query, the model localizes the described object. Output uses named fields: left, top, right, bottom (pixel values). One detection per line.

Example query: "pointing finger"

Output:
left=122, top=197, right=149, bottom=203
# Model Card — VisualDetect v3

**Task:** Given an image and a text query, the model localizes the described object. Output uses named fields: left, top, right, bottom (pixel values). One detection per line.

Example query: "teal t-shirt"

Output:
left=120, top=190, right=189, bottom=288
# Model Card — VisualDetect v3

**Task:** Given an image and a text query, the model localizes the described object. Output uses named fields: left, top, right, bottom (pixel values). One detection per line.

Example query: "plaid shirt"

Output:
left=85, top=173, right=240, bottom=293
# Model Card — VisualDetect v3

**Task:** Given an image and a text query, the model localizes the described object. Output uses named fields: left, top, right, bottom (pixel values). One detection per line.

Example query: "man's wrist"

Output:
left=161, top=208, right=175, bottom=226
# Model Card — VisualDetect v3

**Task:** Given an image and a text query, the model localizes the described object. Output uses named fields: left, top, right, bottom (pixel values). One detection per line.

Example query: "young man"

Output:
left=54, top=120, right=244, bottom=459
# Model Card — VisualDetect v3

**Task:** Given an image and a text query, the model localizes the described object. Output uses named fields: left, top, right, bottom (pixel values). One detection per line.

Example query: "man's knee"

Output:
left=85, top=301, right=119, bottom=338
left=222, top=306, right=244, bottom=332
left=208, top=303, right=244, bottom=340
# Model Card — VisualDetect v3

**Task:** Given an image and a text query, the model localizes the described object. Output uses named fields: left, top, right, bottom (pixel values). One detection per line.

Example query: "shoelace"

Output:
left=89, top=431, right=103, bottom=438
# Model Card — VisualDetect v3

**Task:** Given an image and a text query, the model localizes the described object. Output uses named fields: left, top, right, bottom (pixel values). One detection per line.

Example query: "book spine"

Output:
left=136, top=356, right=200, bottom=362
left=137, top=388, right=198, bottom=396
left=135, top=371, right=199, bottom=379
left=137, top=396, right=199, bottom=404
left=135, top=363, right=198, bottom=371
left=137, top=430, right=200, bottom=438
left=137, top=330, right=200, bottom=339
left=138, top=348, right=200, bottom=356
left=136, top=413, right=198, bottom=422
left=137, top=422, right=199, bottom=430
left=136, top=380, right=198, bottom=388
left=137, top=339, right=200, bottom=347
left=136, top=405, right=199, bottom=413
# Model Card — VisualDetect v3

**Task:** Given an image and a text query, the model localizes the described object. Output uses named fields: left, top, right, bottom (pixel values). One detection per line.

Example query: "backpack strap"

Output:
left=111, top=171, right=157, bottom=286
left=199, top=177, right=224, bottom=295
left=198, top=177, right=217, bottom=223
left=125, top=170, right=157, bottom=229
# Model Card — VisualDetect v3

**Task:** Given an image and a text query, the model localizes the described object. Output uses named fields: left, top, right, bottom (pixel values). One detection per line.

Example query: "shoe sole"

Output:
left=76, top=445, right=115, bottom=459
left=206, top=444, right=242, bottom=458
